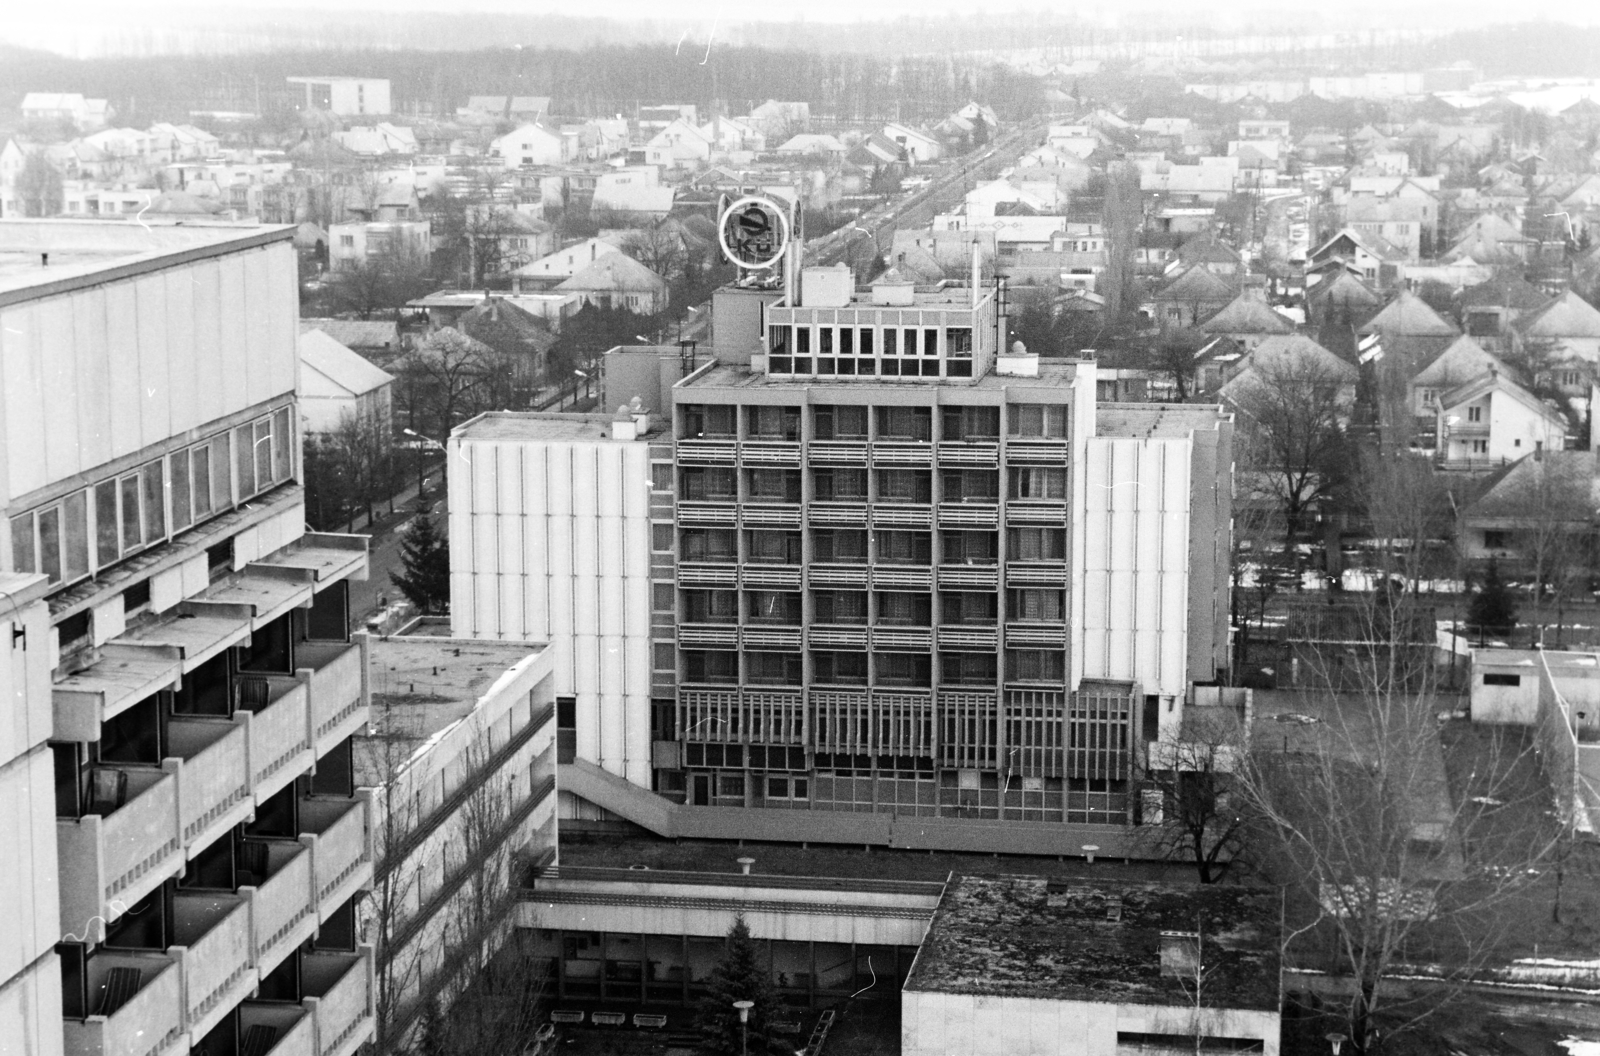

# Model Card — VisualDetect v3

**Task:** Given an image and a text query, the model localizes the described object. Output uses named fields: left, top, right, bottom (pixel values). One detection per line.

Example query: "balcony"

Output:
left=1006, top=623, right=1069, bottom=648
left=241, top=840, right=318, bottom=974
left=57, top=768, right=182, bottom=940
left=937, top=441, right=999, bottom=466
left=808, top=625, right=870, bottom=650
left=939, top=625, right=999, bottom=651
left=742, top=626, right=802, bottom=651
left=236, top=676, right=314, bottom=803
left=678, top=562, right=739, bottom=587
left=808, top=440, right=869, bottom=463
left=299, top=795, right=374, bottom=921
left=1005, top=438, right=1070, bottom=463
left=808, top=563, right=869, bottom=588
left=741, top=565, right=802, bottom=590
left=1005, top=501, right=1068, bottom=525
left=679, top=624, right=740, bottom=648
left=297, top=641, right=365, bottom=756
left=166, top=717, right=253, bottom=850
left=1006, top=563, right=1069, bottom=587
left=937, top=565, right=999, bottom=590
left=937, top=502, right=999, bottom=528
left=63, top=950, right=184, bottom=1056
left=676, top=500, right=738, bottom=527
left=871, top=443, right=933, bottom=466
left=740, top=504, right=801, bottom=528
left=740, top=441, right=801, bottom=465
left=676, top=439, right=738, bottom=464
left=301, top=950, right=375, bottom=1056
left=872, top=565, right=933, bottom=591
left=871, top=504, right=933, bottom=529
left=171, top=892, right=255, bottom=1041
left=809, top=502, right=869, bottom=526
left=873, top=626, right=933, bottom=651
left=238, top=1002, right=315, bottom=1056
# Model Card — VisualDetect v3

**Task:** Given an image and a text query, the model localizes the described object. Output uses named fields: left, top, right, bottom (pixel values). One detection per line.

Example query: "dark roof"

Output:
left=906, top=875, right=1281, bottom=1010
left=1459, top=276, right=1552, bottom=312
left=1153, top=263, right=1236, bottom=303
left=458, top=297, right=554, bottom=355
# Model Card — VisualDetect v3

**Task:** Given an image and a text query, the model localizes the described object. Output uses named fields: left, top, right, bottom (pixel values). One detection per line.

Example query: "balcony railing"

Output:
left=676, top=440, right=738, bottom=464
left=872, top=565, right=933, bottom=591
left=676, top=501, right=738, bottom=526
left=809, top=502, right=869, bottom=526
left=808, top=625, right=870, bottom=650
left=237, top=677, right=314, bottom=803
left=1005, top=438, right=1070, bottom=462
left=871, top=504, right=933, bottom=528
left=741, top=565, right=802, bottom=589
left=937, top=441, right=999, bottom=466
left=742, top=627, right=802, bottom=650
left=302, top=949, right=376, bottom=1056
left=57, top=768, right=182, bottom=940
left=171, top=892, right=255, bottom=1038
left=1005, top=501, right=1068, bottom=525
left=63, top=951, right=184, bottom=1056
left=167, top=718, right=253, bottom=849
left=239, top=1002, right=315, bottom=1056
left=937, top=566, right=999, bottom=590
left=299, top=796, right=374, bottom=919
left=808, top=440, right=869, bottom=463
left=679, top=624, right=740, bottom=648
left=242, top=840, right=318, bottom=973
left=740, top=441, right=801, bottom=465
left=937, top=502, right=999, bottom=528
left=939, top=625, right=999, bottom=651
left=1006, top=623, right=1069, bottom=647
left=740, top=504, right=802, bottom=528
left=678, top=563, right=739, bottom=587
left=808, top=563, right=869, bottom=588
left=298, top=641, right=365, bottom=755
left=1006, top=563, right=1069, bottom=587
left=873, top=627, right=934, bottom=651
left=872, top=443, right=933, bottom=466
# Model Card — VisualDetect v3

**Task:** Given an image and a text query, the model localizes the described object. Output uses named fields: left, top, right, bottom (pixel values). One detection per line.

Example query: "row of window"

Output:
left=679, top=404, right=1067, bottom=442
left=678, top=526, right=1067, bottom=564
left=678, top=466, right=1066, bottom=504
left=768, top=325, right=973, bottom=359
left=680, top=588, right=1065, bottom=625
left=10, top=409, right=293, bottom=588
left=682, top=649, right=1066, bottom=686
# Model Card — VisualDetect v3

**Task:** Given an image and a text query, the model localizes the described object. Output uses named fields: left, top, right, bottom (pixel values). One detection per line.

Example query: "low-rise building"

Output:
left=299, top=328, right=395, bottom=435
left=329, top=219, right=431, bottom=270
left=1435, top=369, right=1568, bottom=468
left=287, top=76, right=391, bottom=116
left=902, top=876, right=1282, bottom=1056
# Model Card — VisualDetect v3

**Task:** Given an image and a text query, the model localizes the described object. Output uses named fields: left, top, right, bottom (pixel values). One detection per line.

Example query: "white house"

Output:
left=883, top=123, right=942, bottom=163
left=286, top=76, right=391, bottom=116
left=491, top=123, right=569, bottom=168
left=298, top=329, right=395, bottom=435
left=332, top=123, right=418, bottom=157
left=511, top=236, right=624, bottom=286
left=1435, top=368, right=1568, bottom=466
left=328, top=219, right=431, bottom=270
left=20, top=92, right=109, bottom=130
left=645, top=118, right=713, bottom=169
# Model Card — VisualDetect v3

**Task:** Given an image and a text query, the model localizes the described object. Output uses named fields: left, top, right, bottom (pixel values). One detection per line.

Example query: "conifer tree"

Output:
left=1468, top=557, right=1518, bottom=639
left=694, top=915, right=782, bottom=1056
left=391, top=513, right=450, bottom=614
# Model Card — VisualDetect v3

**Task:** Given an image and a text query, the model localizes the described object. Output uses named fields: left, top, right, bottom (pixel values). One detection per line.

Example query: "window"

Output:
left=682, top=404, right=735, bottom=438
left=1009, top=589, right=1065, bottom=621
left=746, top=469, right=801, bottom=503
left=1009, top=467, right=1066, bottom=500
left=943, top=531, right=997, bottom=564
left=684, top=650, right=738, bottom=683
left=746, top=650, right=801, bottom=685
left=748, top=405, right=799, bottom=440
left=651, top=463, right=674, bottom=491
left=768, top=326, right=790, bottom=355
left=1467, top=406, right=1482, bottom=423
left=877, top=530, right=932, bottom=564
left=1483, top=673, right=1521, bottom=687
left=340, top=235, right=354, bottom=248
left=1009, top=404, right=1068, bottom=437
left=681, top=529, right=737, bottom=563
left=1471, top=440, right=1488, bottom=454
left=813, top=650, right=867, bottom=685
left=813, top=529, right=868, bottom=563
left=942, top=406, right=999, bottom=440
left=653, top=583, right=677, bottom=611
left=941, top=652, right=997, bottom=685
left=746, top=591, right=801, bottom=624
left=1483, top=530, right=1508, bottom=549
left=877, top=469, right=931, bottom=503
left=651, top=524, right=674, bottom=551
left=941, top=469, right=998, bottom=501
left=1009, top=527, right=1066, bottom=561
left=681, top=467, right=736, bottom=501
left=813, top=590, right=867, bottom=624
left=746, top=530, right=802, bottom=565
left=876, top=652, right=931, bottom=687
left=815, top=405, right=868, bottom=439
left=877, top=591, right=931, bottom=626
left=10, top=491, right=90, bottom=586
left=878, top=406, right=932, bottom=441
left=718, top=775, right=746, bottom=798
left=945, top=327, right=973, bottom=355
left=1007, top=649, right=1065, bottom=681
left=941, top=591, right=996, bottom=624
left=813, top=468, right=867, bottom=501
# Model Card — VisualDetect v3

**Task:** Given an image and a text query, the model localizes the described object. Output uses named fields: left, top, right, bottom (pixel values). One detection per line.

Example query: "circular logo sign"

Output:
left=718, top=195, right=790, bottom=271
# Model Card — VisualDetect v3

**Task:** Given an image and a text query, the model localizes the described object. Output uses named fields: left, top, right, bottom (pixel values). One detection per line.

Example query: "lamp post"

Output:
left=732, top=1000, right=753, bottom=1056
left=1325, top=1032, right=1346, bottom=1056
left=401, top=428, right=446, bottom=506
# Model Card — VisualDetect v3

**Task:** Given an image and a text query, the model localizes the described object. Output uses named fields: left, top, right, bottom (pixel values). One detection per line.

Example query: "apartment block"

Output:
left=450, top=265, right=1231, bottom=856
left=0, top=220, right=374, bottom=1056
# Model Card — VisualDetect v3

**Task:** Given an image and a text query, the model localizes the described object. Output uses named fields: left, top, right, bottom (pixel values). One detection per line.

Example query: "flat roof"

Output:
left=906, top=875, right=1281, bottom=1010
left=681, top=359, right=1086, bottom=392
left=364, top=624, right=545, bottom=749
left=1096, top=402, right=1231, bottom=438
left=454, top=411, right=662, bottom=443
left=0, top=220, right=292, bottom=305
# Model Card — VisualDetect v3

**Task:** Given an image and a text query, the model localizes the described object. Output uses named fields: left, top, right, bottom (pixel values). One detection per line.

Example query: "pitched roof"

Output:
left=1198, top=289, right=1295, bottom=335
left=1358, top=290, right=1460, bottom=338
left=1306, top=268, right=1382, bottom=309
left=1236, top=334, right=1359, bottom=382
left=459, top=297, right=555, bottom=355
left=556, top=253, right=670, bottom=294
left=1175, top=233, right=1244, bottom=268
left=1438, top=369, right=1564, bottom=424
left=1153, top=263, right=1236, bottom=303
left=1459, top=276, right=1552, bottom=312
left=299, top=329, right=394, bottom=397
left=1465, top=451, right=1600, bottom=522
left=1512, top=290, right=1600, bottom=340
left=299, top=318, right=401, bottom=351
left=1410, top=334, right=1512, bottom=389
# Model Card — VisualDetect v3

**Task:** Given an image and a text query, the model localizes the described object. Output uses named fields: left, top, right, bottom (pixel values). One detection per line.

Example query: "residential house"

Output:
left=458, top=95, right=551, bottom=124
left=1305, top=268, right=1383, bottom=327
left=286, top=75, right=390, bottom=115
left=467, top=206, right=557, bottom=276
left=1345, top=195, right=1431, bottom=260
left=883, top=123, right=942, bottom=163
left=1459, top=277, right=1552, bottom=349
left=298, top=328, right=395, bottom=434
left=456, top=296, right=558, bottom=391
left=147, top=122, right=220, bottom=161
left=1171, top=233, right=1245, bottom=279
left=1458, top=451, right=1600, bottom=566
left=407, top=290, right=580, bottom=333
left=1139, top=156, right=1239, bottom=201
left=299, top=318, right=403, bottom=361
left=1239, top=118, right=1291, bottom=141
left=776, top=133, right=847, bottom=157
left=555, top=253, right=671, bottom=314
left=1309, top=228, right=1407, bottom=285
left=1511, top=290, right=1600, bottom=369
left=1150, top=264, right=1238, bottom=329
left=848, top=132, right=905, bottom=172
left=1436, top=368, right=1568, bottom=468
left=511, top=237, right=624, bottom=289
left=1445, top=213, right=1535, bottom=266
left=332, top=123, right=419, bottom=157
left=698, top=116, right=766, bottom=154
left=1197, top=288, right=1295, bottom=349
left=1357, top=289, right=1462, bottom=374
left=592, top=170, right=675, bottom=219
left=328, top=219, right=431, bottom=270
left=645, top=118, right=713, bottom=170
left=20, top=91, right=110, bottom=130
left=1409, top=334, right=1513, bottom=421
left=1218, top=334, right=1360, bottom=412
left=491, top=123, right=569, bottom=168
left=746, top=100, right=810, bottom=140
left=638, top=104, right=698, bottom=132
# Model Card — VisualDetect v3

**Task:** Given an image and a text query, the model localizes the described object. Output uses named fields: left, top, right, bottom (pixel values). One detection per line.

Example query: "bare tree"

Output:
left=16, top=152, right=64, bottom=217
left=1517, top=455, right=1591, bottom=643
left=1137, top=706, right=1252, bottom=884
left=620, top=223, right=690, bottom=284
left=394, top=328, right=493, bottom=440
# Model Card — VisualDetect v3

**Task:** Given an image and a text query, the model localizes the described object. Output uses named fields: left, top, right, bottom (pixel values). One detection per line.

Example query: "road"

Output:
left=346, top=490, right=448, bottom=630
